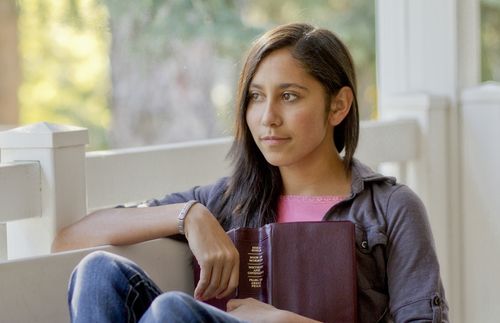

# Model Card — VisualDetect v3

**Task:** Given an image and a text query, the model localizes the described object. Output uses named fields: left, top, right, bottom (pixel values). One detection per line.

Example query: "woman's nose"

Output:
left=261, top=100, right=282, bottom=127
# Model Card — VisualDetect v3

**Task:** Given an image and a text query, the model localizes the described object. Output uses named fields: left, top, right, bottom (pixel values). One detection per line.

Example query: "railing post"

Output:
left=379, top=94, right=452, bottom=308
left=377, top=2, right=481, bottom=320
left=461, top=82, right=500, bottom=322
left=0, top=122, right=88, bottom=259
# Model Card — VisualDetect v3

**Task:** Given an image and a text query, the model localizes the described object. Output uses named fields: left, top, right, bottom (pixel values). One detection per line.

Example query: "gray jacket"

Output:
left=147, top=160, right=449, bottom=322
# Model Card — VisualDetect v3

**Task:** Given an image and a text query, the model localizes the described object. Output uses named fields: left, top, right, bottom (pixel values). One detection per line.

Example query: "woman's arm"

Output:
left=52, top=177, right=229, bottom=252
left=52, top=203, right=185, bottom=252
left=52, top=202, right=239, bottom=301
left=385, top=185, right=448, bottom=322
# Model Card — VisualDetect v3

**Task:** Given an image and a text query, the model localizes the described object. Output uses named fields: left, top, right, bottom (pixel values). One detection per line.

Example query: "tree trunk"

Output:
left=107, top=4, right=222, bottom=148
left=0, top=0, right=20, bottom=127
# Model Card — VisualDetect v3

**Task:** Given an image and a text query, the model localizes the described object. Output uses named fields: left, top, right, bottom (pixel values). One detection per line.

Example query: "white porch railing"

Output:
left=0, top=117, right=426, bottom=261
left=0, top=94, right=453, bottom=322
left=86, top=138, right=233, bottom=211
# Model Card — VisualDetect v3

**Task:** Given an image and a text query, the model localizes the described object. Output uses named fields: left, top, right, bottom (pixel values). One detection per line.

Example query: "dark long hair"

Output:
left=216, top=23, right=359, bottom=229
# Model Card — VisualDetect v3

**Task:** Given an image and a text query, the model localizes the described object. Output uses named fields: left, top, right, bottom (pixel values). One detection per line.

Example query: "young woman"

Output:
left=53, top=23, right=449, bottom=323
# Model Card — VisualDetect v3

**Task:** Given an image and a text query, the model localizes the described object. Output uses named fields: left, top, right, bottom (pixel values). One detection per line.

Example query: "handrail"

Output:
left=0, top=119, right=420, bottom=226
left=86, top=137, right=233, bottom=210
left=0, top=118, right=422, bottom=260
left=86, top=119, right=419, bottom=209
left=357, top=118, right=419, bottom=166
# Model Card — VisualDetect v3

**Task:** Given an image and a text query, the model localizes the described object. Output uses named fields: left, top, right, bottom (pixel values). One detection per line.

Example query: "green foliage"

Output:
left=17, top=0, right=377, bottom=150
left=241, top=0, right=376, bottom=118
left=18, top=0, right=111, bottom=150
left=103, top=0, right=262, bottom=58
left=103, top=0, right=376, bottom=118
left=15, top=0, right=500, bottom=151
left=481, top=0, right=500, bottom=81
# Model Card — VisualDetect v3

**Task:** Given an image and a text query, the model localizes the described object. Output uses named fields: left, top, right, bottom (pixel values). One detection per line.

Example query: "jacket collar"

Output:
left=350, top=159, right=396, bottom=196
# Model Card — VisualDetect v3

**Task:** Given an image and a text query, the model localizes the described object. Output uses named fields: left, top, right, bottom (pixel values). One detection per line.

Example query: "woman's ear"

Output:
left=328, top=86, right=353, bottom=126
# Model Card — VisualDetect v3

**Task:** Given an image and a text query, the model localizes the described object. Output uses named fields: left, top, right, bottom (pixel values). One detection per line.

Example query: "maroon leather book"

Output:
left=193, top=221, right=357, bottom=323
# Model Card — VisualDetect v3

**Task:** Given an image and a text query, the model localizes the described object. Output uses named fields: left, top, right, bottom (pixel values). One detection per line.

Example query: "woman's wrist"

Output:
left=177, top=200, right=198, bottom=235
left=182, top=202, right=209, bottom=239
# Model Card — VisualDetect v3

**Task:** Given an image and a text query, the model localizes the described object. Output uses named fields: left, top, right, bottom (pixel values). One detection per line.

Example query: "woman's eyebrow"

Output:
left=249, top=83, right=309, bottom=91
left=248, top=83, right=263, bottom=90
left=278, top=83, right=309, bottom=91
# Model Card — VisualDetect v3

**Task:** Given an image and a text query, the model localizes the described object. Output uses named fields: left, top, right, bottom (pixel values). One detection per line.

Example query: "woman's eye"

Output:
left=250, top=92, right=263, bottom=101
left=282, top=92, right=298, bottom=102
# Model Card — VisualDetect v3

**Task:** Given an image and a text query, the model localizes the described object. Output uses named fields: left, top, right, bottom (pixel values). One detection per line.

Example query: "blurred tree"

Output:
left=17, top=0, right=110, bottom=150
left=103, top=0, right=261, bottom=147
left=104, top=0, right=376, bottom=148
left=0, top=0, right=20, bottom=126
left=481, top=0, right=500, bottom=81
left=241, top=0, right=376, bottom=119
left=17, top=0, right=377, bottom=150
left=13, top=0, right=500, bottom=151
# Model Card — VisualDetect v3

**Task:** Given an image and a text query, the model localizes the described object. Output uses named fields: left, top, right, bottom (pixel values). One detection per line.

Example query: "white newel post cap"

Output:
left=461, top=81, right=500, bottom=104
left=0, top=122, right=88, bottom=148
left=0, top=122, right=88, bottom=259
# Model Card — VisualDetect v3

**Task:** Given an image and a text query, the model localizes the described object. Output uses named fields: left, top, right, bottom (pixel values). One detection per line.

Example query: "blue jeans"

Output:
left=68, top=251, right=246, bottom=323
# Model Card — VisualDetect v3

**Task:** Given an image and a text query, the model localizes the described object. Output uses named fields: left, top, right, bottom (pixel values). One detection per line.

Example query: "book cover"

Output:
left=193, top=221, right=357, bottom=322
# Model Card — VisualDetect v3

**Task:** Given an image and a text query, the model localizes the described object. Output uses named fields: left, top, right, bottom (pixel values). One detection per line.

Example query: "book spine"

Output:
left=263, top=224, right=272, bottom=305
left=235, top=228, right=268, bottom=303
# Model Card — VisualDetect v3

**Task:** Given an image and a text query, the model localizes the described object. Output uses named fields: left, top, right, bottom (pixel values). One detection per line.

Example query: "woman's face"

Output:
left=246, top=47, right=338, bottom=169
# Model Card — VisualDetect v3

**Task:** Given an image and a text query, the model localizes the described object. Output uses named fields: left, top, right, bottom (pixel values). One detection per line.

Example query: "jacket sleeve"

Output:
left=140, top=177, right=228, bottom=213
left=385, top=185, right=449, bottom=322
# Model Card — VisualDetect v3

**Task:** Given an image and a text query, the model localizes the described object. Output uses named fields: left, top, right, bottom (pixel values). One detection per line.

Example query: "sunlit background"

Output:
left=1, top=0, right=499, bottom=150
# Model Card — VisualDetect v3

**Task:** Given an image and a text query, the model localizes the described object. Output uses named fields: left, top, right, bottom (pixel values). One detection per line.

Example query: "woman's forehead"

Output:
left=251, top=48, right=317, bottom=88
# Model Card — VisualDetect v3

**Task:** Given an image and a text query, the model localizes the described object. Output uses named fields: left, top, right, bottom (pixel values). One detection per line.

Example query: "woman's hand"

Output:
left=227, top=298, right=322, bottom=323
left=184, top=203, right=239, bottom=301
left=227, top=298, right=282, bottom=322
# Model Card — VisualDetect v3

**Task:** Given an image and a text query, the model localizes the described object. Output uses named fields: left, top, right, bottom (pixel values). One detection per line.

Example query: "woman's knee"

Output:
left=70, top=251, right=130, bottom=289
left=73, top=251, right=118, bottom=275
left=80, top=250, right=116, bottom=266
left=148, top=292, right=196, bottom=316
left=142, top=292, right=237, bottom=323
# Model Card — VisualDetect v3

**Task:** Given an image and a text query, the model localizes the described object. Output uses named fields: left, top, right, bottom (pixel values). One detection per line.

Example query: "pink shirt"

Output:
left=276, top=195, right=346, bottom=223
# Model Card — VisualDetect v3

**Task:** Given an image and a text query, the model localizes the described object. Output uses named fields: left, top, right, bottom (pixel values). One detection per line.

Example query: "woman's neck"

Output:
left=279, top=152, right=351, bottom=196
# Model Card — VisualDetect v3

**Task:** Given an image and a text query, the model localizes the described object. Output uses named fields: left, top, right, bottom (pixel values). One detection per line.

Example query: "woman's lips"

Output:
left=260, top=135, right=290, bottom=146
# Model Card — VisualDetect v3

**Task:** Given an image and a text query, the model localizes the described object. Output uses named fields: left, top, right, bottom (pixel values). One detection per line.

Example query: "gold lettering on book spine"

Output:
left=247, top=245, right=264, bottom=288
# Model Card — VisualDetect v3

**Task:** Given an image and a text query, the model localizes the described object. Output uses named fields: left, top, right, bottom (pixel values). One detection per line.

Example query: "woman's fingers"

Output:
left=213, top=257, right=233, bottom=298
left=194, top=262, right=212, bottom=300
left=199, top=259, right=223, bottom=300
left=196, top=247, right=239, bottom=300
left=184, top=204, right=240, bottom=300
left=217, top=255, right=239, bottom=299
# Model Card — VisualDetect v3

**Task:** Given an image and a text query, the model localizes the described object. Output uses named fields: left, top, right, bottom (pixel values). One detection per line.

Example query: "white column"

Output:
left=376, top=1, right=480, bottom=322
left=377, top=0, right=480, bottom=100
left=0, top=122, right=88, bottom=259
left=461, top=83, right=500, bottom=322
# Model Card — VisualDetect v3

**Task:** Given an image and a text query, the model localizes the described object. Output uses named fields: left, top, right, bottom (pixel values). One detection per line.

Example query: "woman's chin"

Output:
left=262, top=155, right=291, bottom=168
